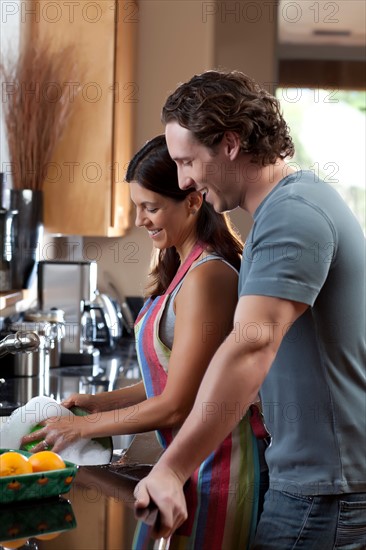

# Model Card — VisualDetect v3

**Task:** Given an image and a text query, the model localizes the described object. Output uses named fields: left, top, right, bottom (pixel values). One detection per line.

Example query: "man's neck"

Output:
left=240, top=159, right=296, bottom=216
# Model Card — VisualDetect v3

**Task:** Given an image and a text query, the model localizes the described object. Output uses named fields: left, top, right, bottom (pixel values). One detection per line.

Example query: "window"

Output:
left=277, top=88, right=366, bottom=234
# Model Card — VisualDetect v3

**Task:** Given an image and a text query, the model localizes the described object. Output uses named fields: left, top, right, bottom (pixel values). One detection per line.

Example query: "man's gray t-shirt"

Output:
left=239, top=170, right=366, bottom=495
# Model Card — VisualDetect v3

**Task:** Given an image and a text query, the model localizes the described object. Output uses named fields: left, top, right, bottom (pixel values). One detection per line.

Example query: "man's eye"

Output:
left=183, top=161, right=192, bottom=167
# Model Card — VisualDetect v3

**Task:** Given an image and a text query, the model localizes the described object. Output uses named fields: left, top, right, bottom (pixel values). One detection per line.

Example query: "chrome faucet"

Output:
left=0, top=331, right=40, bottom=358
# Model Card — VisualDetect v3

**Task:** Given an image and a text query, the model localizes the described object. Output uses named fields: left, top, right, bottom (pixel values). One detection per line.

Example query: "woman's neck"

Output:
left=177, top=237, right=203, bottom=265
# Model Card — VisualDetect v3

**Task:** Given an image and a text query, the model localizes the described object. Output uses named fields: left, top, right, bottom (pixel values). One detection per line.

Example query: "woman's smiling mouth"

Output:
left=148, top=229, right=162, bottom=238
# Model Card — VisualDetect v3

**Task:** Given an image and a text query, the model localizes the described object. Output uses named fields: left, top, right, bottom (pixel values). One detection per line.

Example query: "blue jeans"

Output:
left=251, top=489, right=366, bottom=549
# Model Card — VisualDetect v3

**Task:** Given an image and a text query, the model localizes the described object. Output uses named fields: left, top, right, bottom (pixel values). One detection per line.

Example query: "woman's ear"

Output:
left=187, top=191, right=203, bottom=214
left=224, top=131, right=241, bottom=160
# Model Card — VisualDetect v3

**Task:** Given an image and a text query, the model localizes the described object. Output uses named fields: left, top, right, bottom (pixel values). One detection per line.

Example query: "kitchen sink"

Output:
left=112, top=434, right=135, bottom=453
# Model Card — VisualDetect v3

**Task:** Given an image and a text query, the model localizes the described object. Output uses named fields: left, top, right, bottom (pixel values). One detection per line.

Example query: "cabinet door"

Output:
left=32, top=0, right=135, bottom=236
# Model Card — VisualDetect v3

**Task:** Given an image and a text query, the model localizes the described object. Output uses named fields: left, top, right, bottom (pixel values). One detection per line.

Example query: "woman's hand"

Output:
left=20, top=414, right=88, bottom=454
left=61, top=393, right=102, bottom=413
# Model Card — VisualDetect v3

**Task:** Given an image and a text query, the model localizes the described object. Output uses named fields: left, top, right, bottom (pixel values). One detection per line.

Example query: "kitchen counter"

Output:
left=0, top=339, right=164, bottom=549
left=0, top=446, right=159, bottom=550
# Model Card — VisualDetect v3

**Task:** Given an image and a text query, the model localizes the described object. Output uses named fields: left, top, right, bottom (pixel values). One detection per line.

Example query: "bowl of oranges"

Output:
left=0, top=449, right=78, bottom=503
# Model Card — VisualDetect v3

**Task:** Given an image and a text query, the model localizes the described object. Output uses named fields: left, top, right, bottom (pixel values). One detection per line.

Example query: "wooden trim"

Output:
left=109, top=0, right=137, bottom=236
left=279, top=59, right=366, bottom=90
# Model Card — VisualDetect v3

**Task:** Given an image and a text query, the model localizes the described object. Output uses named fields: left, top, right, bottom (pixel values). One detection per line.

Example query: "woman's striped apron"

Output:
left=133, top=243, right=260, bottom=550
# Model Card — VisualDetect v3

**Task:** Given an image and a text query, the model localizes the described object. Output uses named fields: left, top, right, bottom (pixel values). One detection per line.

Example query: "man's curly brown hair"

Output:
left=162, top=70, right=294, bottom=166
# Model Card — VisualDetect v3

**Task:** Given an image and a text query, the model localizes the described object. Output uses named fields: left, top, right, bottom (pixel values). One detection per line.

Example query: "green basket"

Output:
left=0, top=496, right=76, bottom=543
left=0, top=449, right=78, bottom=503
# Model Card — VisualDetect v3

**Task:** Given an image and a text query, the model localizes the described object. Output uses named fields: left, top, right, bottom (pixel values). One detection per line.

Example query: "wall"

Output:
left=213, top=0, right=278, bottom=242
left=0, top=1, right=277, bottom=299
left=0, top=0, right=21, bottom=180
left=85, top=0, right=278, bottom=298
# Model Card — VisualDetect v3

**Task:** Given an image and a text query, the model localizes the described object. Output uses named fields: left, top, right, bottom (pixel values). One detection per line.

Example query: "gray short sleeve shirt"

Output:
left=239, top=171, right=366, bottom=495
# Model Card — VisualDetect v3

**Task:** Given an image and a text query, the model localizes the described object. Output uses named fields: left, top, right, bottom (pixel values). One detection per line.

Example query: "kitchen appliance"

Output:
left=82, top=291, right=123, bottom=350
left=0, top=207, right=17, bottom=292
left=105, top=279, right=138, bottom=336
left=38, top=261, right=99, bottom=365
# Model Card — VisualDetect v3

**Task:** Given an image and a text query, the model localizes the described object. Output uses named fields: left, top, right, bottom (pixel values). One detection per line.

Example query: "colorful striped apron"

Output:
left=133, top=243, right=260, bottom=550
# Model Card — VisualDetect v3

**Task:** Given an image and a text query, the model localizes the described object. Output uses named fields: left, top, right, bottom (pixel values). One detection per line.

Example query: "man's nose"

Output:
left=178, top=172, right=196, bottom=191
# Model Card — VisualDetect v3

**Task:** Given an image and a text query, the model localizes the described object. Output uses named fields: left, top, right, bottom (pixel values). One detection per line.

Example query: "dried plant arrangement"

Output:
left=0, top=41, right=79, bottom=191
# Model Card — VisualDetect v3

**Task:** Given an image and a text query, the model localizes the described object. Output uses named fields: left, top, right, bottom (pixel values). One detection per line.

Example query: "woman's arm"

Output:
left=23, top=261, right=238, bottom=452
left=61, top=382, right=147, bottom=413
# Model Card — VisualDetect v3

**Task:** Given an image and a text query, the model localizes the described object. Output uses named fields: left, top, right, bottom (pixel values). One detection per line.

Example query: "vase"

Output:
left=10, top=189, right=44, bottom=289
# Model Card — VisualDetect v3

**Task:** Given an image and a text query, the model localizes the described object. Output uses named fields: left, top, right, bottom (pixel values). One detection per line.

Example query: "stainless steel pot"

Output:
left=12, top=335, right=50, bottom=377
left=9, top=319, right=64, bottom=371
left=25, top=308, right=65, bottom=324
left=21, top=310, right=65, bottom=368
left=0, top=330, right=48, bottom=378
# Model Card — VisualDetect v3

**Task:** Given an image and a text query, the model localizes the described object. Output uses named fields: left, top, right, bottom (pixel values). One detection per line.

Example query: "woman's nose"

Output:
left=135, top=209, right=146, bottom=227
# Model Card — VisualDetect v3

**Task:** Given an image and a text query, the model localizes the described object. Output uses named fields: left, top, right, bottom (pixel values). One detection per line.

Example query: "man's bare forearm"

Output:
left=156, top=333, right=274, bottom=483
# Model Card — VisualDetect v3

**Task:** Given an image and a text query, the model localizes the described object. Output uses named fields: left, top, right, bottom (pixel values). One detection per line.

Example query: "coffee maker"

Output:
left=38, top=261, right=99, bottom=365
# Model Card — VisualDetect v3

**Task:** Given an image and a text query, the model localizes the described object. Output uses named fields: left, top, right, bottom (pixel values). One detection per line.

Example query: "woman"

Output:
left=22, top=135, right=263, bottom=549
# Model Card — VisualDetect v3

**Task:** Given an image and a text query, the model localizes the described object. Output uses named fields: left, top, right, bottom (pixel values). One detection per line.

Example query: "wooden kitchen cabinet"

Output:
left=29, top=0, right=137, bottom=236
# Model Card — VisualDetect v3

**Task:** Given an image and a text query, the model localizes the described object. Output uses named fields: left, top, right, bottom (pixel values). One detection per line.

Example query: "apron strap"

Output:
left=165, top=241, right=205, bottom=295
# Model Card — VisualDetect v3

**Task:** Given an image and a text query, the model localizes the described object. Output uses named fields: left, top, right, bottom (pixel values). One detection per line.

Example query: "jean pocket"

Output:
left=281, top=490, right=314, bottom=504
left=335, top=499, right=366, bottom=549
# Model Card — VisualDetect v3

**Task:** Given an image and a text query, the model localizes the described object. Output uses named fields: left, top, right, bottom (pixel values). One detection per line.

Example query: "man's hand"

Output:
left=134, top=464, right=188, bottom=539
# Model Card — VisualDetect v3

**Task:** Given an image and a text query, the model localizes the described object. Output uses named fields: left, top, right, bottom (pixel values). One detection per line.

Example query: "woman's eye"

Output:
left=147, top=208, right=158, bottom=213
left=183, top=161, right=192, bottom=167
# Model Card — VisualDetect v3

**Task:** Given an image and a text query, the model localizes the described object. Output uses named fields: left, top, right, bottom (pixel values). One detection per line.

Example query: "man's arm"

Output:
left=134, top=294, right=308, bottom=539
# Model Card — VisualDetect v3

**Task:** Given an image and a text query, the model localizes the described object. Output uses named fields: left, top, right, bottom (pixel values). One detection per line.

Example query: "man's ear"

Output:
left=224, top=131, right=241, bottom=160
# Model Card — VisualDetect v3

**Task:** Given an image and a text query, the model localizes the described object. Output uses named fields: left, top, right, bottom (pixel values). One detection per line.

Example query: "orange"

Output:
left=36, top=532, right=62, bottom=540
left=28, top=450, right=66, bottom=472
left=0, top=452, right=33, bottom=477
left=0, top=538, right=29, bottom=548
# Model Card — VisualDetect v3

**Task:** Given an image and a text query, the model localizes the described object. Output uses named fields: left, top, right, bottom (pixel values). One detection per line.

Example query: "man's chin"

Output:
left=204, top=192, right=233, bottom=213
left=209, top=198, right=229, bottom=214
left=205, top=194, right=220, bottom=211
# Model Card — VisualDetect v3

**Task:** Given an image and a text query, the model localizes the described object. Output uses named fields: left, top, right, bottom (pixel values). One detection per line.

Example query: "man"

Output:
left=134, top=71, right=366, bottom=548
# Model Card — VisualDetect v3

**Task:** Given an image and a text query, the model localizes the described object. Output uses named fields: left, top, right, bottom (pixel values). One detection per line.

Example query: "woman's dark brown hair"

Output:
left=162, top=70, right=294, bottom=166
left=126, top=135, right=243, bottom=298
